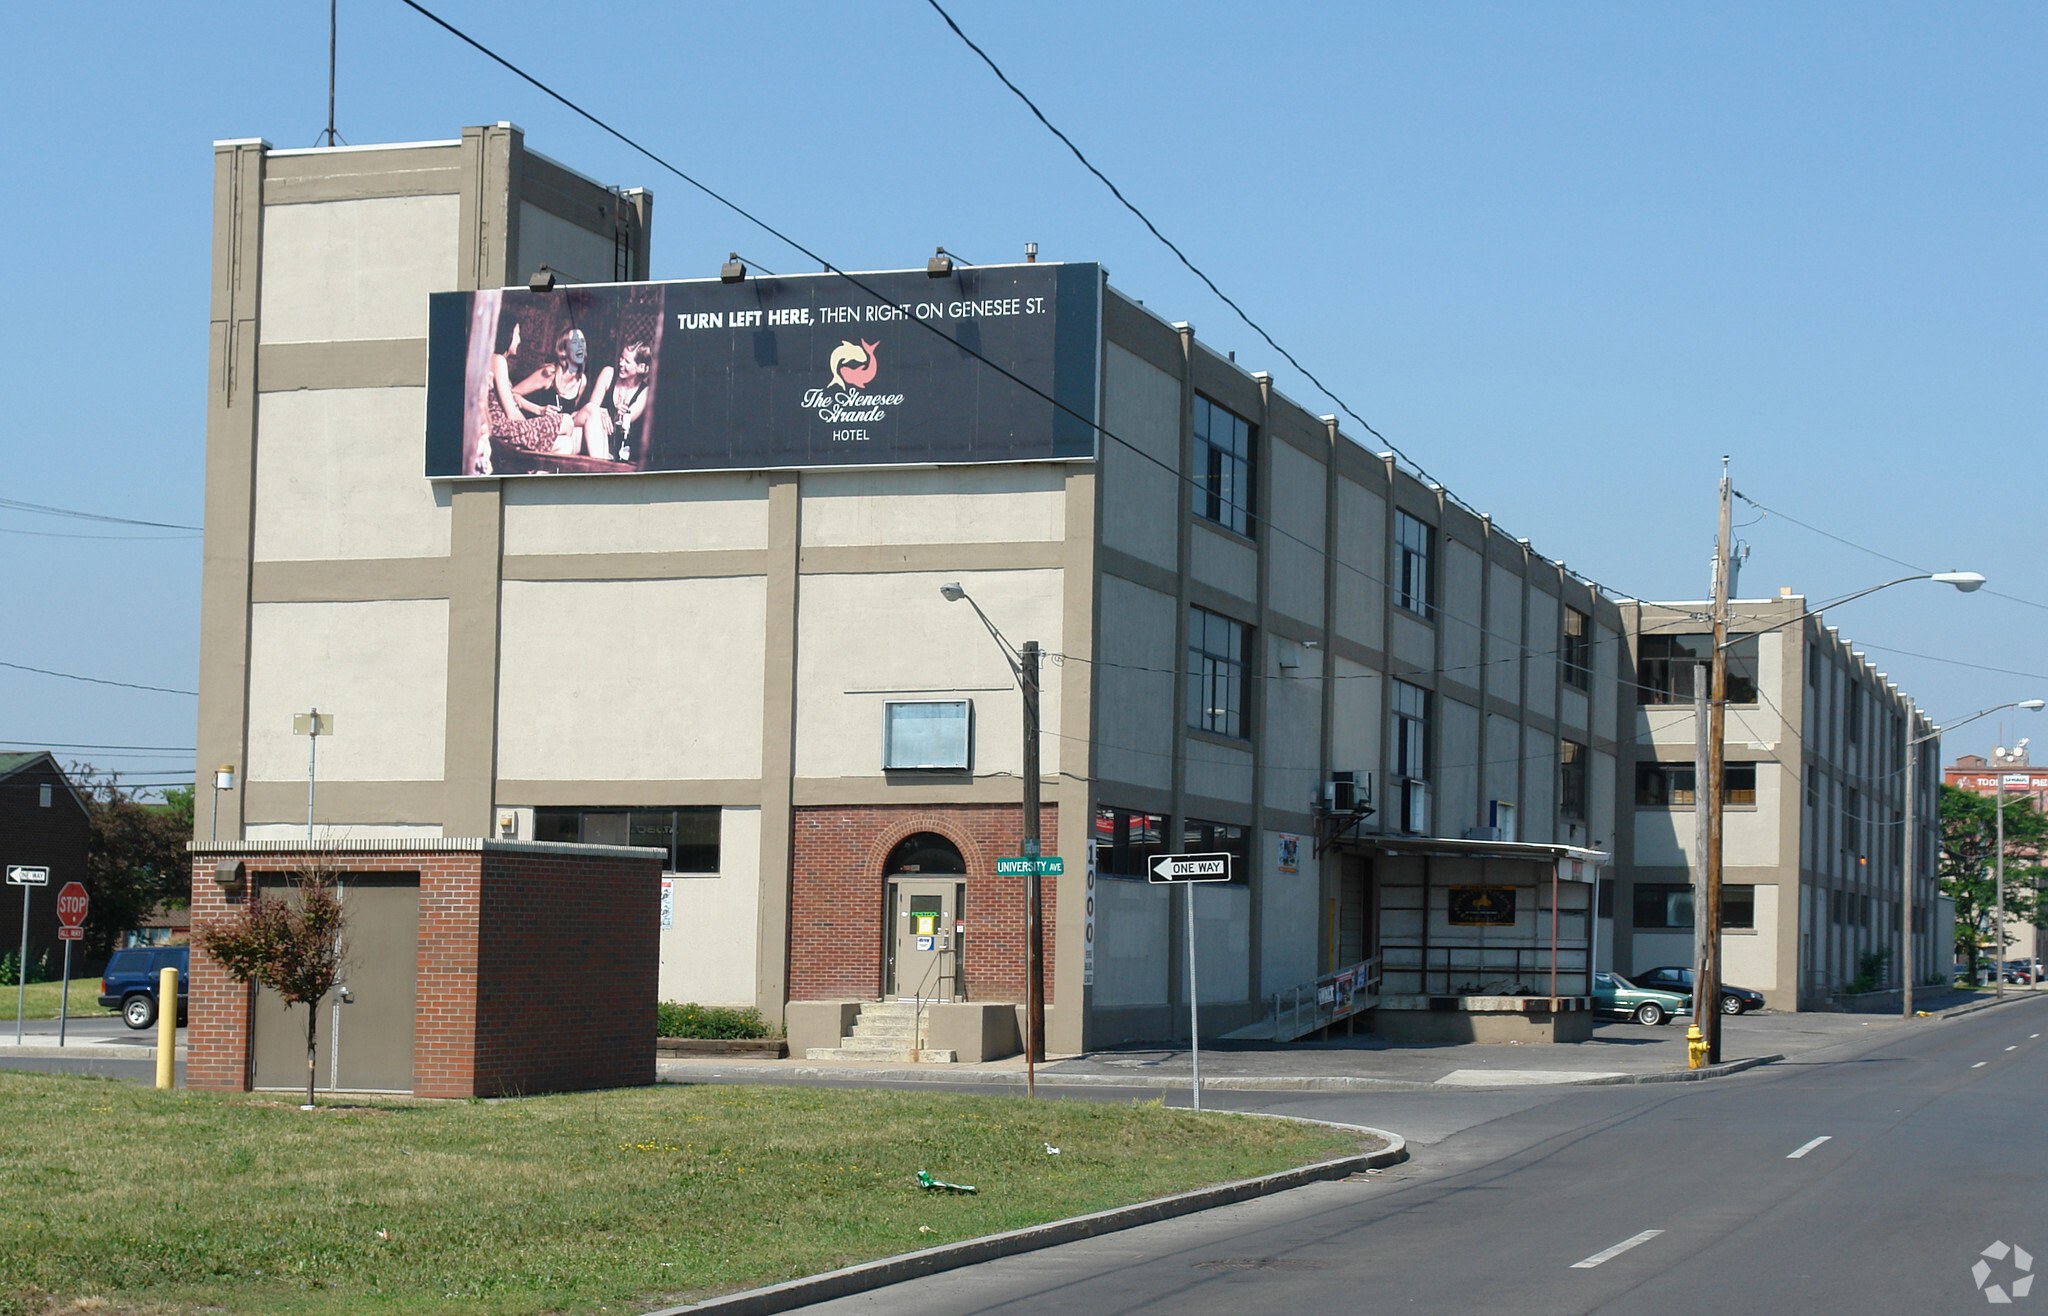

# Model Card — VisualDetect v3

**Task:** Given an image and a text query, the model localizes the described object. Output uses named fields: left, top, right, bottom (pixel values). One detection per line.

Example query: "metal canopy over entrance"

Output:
left=1340, top=839, right=1608, bottom=1002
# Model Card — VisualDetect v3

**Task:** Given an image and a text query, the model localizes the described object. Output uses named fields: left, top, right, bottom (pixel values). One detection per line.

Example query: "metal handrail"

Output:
left=1272, top=957, right=1381, bottom=1043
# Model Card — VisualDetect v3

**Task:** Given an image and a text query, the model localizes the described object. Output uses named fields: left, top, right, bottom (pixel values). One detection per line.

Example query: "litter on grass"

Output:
left=1043, top=1143, right=1061, bottom=1155
left=916, top=1170, right=977, bottom=1194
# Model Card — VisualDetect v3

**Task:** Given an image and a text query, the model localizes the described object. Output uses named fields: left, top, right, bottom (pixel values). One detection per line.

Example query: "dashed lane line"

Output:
left=1787, top=1136, right=1832, bottom=1159
left=1571, top=1230, right=1665, bottom=1269
left=1973, top=1062, right=1988, bottom=1069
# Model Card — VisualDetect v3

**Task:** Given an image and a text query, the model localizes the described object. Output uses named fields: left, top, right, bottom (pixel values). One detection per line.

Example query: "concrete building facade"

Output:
left=1613, top=595, right=1943, bottom=1009
left=198, top=126, right=1629, bottom=1051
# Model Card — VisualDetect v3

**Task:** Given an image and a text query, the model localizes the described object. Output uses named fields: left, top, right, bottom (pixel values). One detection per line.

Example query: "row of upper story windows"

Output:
left=1186, top=395, right=1598, bottom=696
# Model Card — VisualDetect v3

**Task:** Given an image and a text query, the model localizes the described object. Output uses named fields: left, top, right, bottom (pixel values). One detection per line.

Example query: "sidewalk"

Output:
left=661, top=992, right=2042, bottom=1094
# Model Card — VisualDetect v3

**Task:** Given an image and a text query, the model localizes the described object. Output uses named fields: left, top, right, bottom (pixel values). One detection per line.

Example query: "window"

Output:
left=1182, top=817, right=1250, bottom=883
left=1191, top=394, right=1254, bottom=536
left=1093, top=806, right=1167, bottom=881
left=1560, top=739, right=1588, bottom=821
left=1846, top=688, right=1862, bottom=745
left=1724, top=885, right=1756, bottom=930
left=1634, top=761, right=1757, bottom=807
left=884, top=700, right=972, bottom=770
left=1395, top=510, right=1432, bottom=617
left=1562, top=607, right=1591, bottom=691
left=536, top=806, right=720, bottom=874
left=1633, top=882, right=1694, bottom=930
left=1392, top=679, right=1430, bottom=834
left=1637, top=633, right=1758, bottom=705
left=1187, top=605, right=1251, bottom=739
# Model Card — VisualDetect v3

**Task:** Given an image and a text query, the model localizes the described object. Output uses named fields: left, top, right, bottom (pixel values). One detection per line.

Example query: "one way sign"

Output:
left=1148, top=852, right=1234, bottom=884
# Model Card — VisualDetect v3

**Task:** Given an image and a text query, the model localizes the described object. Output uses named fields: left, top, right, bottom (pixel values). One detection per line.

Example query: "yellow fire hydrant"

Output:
left=1686, top=1022, right=1708, bottom=1070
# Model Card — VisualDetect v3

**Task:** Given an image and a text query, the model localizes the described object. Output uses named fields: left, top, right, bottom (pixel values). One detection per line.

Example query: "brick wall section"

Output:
left=470, top=851, right=657, bottom=1098
left=186, top=843, right=659, bottom=1098
left=789, top=804, right=1057, bottom=1004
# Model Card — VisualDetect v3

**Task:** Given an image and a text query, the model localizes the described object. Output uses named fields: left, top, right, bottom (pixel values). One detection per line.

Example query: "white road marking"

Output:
left=1973, top=1062, right=1988, bottom=1068
left=2032, top=1034, right=2040, bottom=1039
left=1571, top=1230, right=1665, bottom=1269
left=1787, top=1136, right=1832, bottom=1159
left=2008, top=1046, right=2019, bottom=1052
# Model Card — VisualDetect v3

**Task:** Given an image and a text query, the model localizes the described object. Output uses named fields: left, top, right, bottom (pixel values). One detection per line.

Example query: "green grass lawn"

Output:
left=0, top=980, right=114, bottom=1021
left=0, top=1072, right=1371, bottom=1316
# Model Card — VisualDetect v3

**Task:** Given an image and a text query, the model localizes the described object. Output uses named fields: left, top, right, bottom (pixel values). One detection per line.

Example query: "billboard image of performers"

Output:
left=424, top=262, right=1101, bottom=478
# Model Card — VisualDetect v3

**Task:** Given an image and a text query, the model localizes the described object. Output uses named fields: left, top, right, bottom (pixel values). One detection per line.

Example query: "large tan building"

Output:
left=1613, top=595, right=1944, bottom=1009
left=198, top=125, right=1639, bottom=1052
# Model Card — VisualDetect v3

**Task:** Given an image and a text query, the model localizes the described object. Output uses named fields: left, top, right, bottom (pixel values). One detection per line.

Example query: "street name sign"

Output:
left=1148, top=853, right=1234, bottom=884
left=5, top=866, right=49, bottom=886
left=996, top=857, right=1064, bottom=876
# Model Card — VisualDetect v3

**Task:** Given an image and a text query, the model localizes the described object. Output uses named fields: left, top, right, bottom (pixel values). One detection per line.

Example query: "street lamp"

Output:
left=1901, top=700, right=2043, bottom=1016
left=1697, top=468, right=1988, bottom=1061
left=938, top=583, right=1046, bottom=1093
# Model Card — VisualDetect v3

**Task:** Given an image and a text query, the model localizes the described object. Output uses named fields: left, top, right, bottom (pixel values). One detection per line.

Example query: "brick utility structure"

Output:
left=186, top=839, right=660, bottom=1098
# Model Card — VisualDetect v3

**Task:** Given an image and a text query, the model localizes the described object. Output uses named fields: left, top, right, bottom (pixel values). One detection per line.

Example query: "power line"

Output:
left=0, top=740, right=196, bottom=753
left=394, top=0, right=1630, bottom=659
left=921, top=0, right=1645, bottom=612
left=0, top=497, right=199, bottom=532
left=0, top=660, right=196, bottom=697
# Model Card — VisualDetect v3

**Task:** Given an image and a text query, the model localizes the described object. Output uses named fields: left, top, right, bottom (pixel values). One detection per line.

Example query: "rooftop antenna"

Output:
left=321, top=0, right=341, bottom=147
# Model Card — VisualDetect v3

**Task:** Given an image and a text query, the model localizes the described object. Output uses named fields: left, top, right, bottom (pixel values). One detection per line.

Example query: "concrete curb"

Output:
left=1936, top=993, right=2045, bottom=1020
left=0, top=1045, right=181, bottom=1060
left=657, top=1055, right=1781, bottom=1093
left=641, top=1123, right=1407, bottom=1316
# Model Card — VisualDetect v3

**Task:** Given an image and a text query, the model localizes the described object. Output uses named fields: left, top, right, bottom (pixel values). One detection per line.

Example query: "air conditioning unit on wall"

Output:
left=1323, top=770, right=1374, bottom=815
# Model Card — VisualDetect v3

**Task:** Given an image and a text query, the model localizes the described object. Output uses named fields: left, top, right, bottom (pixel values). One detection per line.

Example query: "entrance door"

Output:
left=886, top=878, right=962, bottom=1001
left=252, top=874, right=419, bottom=1094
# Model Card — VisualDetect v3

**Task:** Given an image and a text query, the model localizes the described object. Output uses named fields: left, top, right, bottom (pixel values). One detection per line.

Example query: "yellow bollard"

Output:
left=1685, top=1022, right=1708, bottom=1070
left=155, top=966, right=178, bottom=1090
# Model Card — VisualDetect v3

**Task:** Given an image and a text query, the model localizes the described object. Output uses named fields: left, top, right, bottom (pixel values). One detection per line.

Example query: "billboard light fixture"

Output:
left=721, top=253, right=747, bottom=283
left=927, top=247, right=954, bottom=278
left=528, top=264, right=557, bottom=293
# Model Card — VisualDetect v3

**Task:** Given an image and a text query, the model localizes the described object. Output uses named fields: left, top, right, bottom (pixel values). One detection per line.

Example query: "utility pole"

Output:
left=324, top=0, right=339, bottom=147
left=1901, top=699, right=1917, bottom=1018
left=1693, top=663, right=1709, bottom=1012
left=1996, top=775, right=2009, bottom=998
left=1701, top=460, right=1732, bottom=1064
left=1021, top=641, right=1046, bottom=1074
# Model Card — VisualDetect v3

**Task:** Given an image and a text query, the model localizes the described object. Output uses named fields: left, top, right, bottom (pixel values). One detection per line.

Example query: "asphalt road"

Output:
left=800, top=996, right=2048, bottom=1315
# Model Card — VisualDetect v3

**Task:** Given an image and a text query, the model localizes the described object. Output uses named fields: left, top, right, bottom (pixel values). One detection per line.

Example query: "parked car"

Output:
left=2001, top=961, right=2034, bottom=985
left=98, top=945, right=189, bottom=1030
left=1634, top=965, right=1766, bottom=1015
left=1593, top=970, right=1692, bottom=1026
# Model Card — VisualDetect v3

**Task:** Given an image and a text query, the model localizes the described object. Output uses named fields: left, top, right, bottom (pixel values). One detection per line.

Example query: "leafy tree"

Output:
left=194, top=858, right=348, bottom=1109
left=1938, top=784, right=2048, bottom=982
left=73, top=768, right=195, bottom=959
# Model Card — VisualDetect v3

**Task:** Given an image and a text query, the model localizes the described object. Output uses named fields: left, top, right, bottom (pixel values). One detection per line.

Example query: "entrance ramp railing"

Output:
left=1271, top=957, right=1380, bottom=1044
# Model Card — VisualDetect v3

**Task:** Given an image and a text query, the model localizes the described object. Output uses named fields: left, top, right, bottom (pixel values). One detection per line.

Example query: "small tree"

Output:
left=1939, top=785, right=2048, bottom=983
left=194, top=859, right=348, bottom=1109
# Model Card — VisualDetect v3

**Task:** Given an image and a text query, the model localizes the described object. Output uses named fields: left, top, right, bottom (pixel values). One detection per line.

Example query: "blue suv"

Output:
left=98, top=946, right=189, bottom=1029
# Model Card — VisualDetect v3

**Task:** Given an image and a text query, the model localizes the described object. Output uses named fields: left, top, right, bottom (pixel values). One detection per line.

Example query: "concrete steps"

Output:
left=803, top=1001, right=958, bottom=1063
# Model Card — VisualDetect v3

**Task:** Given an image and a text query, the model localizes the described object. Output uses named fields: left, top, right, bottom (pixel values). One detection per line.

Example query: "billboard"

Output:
left=424, top=262, right=1101, bottom=478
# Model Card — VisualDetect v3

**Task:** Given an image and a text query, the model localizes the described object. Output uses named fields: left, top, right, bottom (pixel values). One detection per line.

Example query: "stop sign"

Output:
left=56, top=881, right=87, bottom=928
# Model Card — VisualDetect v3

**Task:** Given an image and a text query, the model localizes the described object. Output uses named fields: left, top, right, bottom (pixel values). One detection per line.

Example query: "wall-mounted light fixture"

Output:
left=720, top=253, right=746, bottom=283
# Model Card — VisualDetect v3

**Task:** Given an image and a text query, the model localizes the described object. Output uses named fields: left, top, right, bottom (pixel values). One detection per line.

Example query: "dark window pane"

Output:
left=534, top=809, right=580, bottom=844
left=1724, top=885, right=1755, bottom=930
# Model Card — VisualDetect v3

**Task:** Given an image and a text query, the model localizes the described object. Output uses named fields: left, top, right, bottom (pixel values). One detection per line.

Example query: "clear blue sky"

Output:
left=6, top=1, right=2046, bottom=795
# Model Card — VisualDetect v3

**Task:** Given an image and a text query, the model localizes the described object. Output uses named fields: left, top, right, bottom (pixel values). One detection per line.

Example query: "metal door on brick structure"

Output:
left=882, top=832, right=967, bottom=1002
left=251, top=873, right=419, bottom=1094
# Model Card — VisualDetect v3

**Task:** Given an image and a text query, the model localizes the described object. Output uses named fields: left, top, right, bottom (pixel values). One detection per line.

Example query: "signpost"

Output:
left=292, top=710, right=334, bottom=840
left=55, top=882, right=87, bottom=1047
left=6, top=865, right=50, bottom=1046
left=1148, top=852, right=1235, bottom=1110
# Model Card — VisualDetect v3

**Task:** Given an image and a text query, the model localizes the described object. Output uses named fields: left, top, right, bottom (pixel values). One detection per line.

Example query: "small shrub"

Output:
left=657, top=1001, right=771, bottom=1039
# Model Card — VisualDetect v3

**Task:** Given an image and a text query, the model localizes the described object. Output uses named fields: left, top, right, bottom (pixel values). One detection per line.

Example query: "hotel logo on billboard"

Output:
left=802, top=338, right=905, bottom=440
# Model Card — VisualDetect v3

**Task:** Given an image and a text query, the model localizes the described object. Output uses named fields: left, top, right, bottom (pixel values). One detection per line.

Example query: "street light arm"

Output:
left=961, top=594, right=1024, bottom=682
left=1912, top=699, right=2046, bottom=748
left=1719, top=574, right=1964, bottom=650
